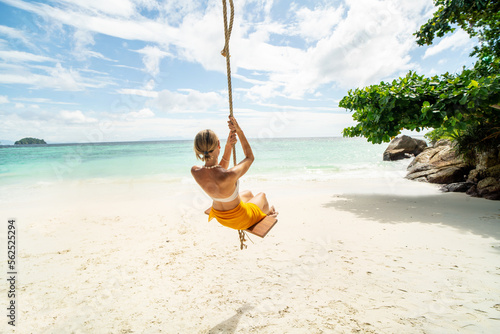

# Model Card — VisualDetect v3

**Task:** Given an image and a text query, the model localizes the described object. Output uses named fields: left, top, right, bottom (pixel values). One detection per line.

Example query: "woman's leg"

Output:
left=248, top=192, right=277, bottom=216
left=240, top=190, right=254, bottom=203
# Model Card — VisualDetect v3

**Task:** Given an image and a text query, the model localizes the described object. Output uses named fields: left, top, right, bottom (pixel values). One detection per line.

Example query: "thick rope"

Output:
left=222, top=0, right=246, bottom=250
left=238, top=230, right=247, bottom=250
left=221, top=0, right=237, bottom=167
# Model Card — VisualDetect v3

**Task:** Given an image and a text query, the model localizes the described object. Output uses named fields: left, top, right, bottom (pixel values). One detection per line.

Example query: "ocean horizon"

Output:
left=1, top=137, right=413, bottom=188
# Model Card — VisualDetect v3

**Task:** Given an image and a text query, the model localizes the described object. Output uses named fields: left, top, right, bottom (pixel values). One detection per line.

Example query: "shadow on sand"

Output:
left=323, top=192, right=500, bottom=241
left=208, top=304, right=253, bottom=334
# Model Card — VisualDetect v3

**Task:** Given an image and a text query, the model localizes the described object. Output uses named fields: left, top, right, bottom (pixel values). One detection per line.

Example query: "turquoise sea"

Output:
left=0, top=137, right=410, bottom=187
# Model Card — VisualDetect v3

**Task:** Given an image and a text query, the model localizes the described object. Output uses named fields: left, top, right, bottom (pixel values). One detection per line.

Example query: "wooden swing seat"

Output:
left=204, top=207, right=278, bottom=238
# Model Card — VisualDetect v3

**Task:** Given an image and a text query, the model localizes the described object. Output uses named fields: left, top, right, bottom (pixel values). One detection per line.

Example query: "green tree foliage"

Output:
left=415, top=0, right=500, bottom=76
left=14, top=137, right=47, bottom=145
left=340, top=71, right=500, bottom=144
left=454, top=122, right=500, bottom=163
left=341, top=0, right=500, bottom=153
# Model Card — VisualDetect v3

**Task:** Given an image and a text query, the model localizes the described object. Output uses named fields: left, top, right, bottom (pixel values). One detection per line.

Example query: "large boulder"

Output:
left=486, top=164, right=500, bottom=179
left=477, top=177, right=500, bottom=200
left=427, top=167, right=468, bottom=184
left=440, top=182, right=475, bottom=193
left=406, top=141, right=472, bottom=184
left=466, top=151, right=500, bottom=200
left=477, top=148, right=500, bottom=169
left=467, top=168, right=485, bottom=183
left=383, top=135, right=427, bottom=161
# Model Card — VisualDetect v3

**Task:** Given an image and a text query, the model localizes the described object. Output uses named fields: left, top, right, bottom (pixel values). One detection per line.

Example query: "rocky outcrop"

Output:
left=383, top=135, right=427, bottom=161
left=466, top=177, right=500, bottom=200
left=440, top=182, right=475, bottom=193
left=477, top=148, right=500, bottom=169
left=406, top=140, right=472, bottom=184
left=466, top=159, right=500, bottom=200
left=385, top=136, right=499, bottom=200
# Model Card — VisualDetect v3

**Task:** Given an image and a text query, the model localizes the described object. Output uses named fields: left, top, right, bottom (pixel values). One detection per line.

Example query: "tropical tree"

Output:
left=340, top=0, right=500, bottom=158
left=415, top=0, right=500, bottom=76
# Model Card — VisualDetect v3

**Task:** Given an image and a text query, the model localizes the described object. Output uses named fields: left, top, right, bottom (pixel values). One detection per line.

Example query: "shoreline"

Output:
left=1, top=176, right=499, bottom=333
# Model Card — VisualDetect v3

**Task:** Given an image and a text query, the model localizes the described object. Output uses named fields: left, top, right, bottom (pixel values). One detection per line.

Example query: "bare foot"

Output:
left=267, top=206, right=278, bottom=217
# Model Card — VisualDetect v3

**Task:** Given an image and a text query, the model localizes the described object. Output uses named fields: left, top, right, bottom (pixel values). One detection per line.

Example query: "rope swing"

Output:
left=221, top=0, right=248, bottom=250
left=218, top=0, right=277, bottom=250
left=221, top=0, right=237, bottom=167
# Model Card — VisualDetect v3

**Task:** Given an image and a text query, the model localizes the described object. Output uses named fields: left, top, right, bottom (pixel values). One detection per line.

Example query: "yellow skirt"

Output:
left=208, top=201, right=267, bottom=230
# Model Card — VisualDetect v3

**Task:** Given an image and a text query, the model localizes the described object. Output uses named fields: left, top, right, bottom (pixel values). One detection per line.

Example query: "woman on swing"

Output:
left=191, top=116, right=278, bottom=230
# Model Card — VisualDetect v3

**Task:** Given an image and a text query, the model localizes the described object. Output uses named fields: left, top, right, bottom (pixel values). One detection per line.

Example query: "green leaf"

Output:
left=459, top=94, right=468, bottom=105
left=468, top=79, right=479, bottom=88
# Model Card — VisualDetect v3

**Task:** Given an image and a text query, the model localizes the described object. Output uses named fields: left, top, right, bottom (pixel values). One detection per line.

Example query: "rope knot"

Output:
left=220, top=49, right=230, bottom=58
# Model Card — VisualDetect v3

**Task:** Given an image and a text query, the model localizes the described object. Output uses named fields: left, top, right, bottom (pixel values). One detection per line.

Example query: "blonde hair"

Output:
left=194, top=129, right=219, bottom=162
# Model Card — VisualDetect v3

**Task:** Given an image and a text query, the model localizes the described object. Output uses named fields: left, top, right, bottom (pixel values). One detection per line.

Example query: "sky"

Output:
left=0, top=0, right=477, bottom=144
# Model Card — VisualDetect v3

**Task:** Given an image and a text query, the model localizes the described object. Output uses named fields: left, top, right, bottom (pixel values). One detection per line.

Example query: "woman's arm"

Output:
left=219, top=130, right=237, bottom=169
left=227, top=116, right=254, bottom=178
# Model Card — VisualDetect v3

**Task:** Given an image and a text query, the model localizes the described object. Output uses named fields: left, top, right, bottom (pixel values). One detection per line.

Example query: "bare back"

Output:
left=191, top=166, right=241, bottom=210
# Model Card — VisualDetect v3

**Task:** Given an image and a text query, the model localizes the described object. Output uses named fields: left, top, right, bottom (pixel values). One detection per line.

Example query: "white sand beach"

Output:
left=2, top=174, right=500, bottom=333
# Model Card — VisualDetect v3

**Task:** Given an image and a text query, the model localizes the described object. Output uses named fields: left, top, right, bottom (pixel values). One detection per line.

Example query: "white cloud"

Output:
left=0, top=103, right=355, bottom=142
left=155, top=0, right=201, bottom=25
left=116, top=87, right=225, bottom=114
left=183, top=109, right=356, bottom=140
left=143, top=79, right=155, bottom=90
left=43, top=63, right=86, bottom=91
left=73, top=30, right=116, bottom=62
left=113, top=64, right=142, bottom=71
left=0, top=50, right=56, bottom=63
left=241, top=80, right=286, bottom=101
left=0, top=73, right=36, bottom=85
left=126, top=107, right=154, bottom=119
left=0, top=62, right=24, bottom=71
left=306, top=0, right=425, bottom=88
left=116, top=88, right=158, bottom=98
left=0, top=112, right=100, bottom=143
left=15, top=103, right=25, bottom=108
left=0, top=25, right=34, bottom=48
left=0, top=95, right=9, bottom=104
left=59, top=110, right=98, bottom=123
left=58, top=0, right=137, bottom=17
left=73, top=30, right=115, bottom=62
left=1, top=0, right=455, bottom=143
left=423, top=29, right=472, bottom=59
left=134, top=45, right=171, bottom=76
left=1, top=0, right=434, bottom=92
left=1, top=0, right=179, bottom=44
left=0, top=62, right=110, bottom=91
left=155, top=89, right=225, bottom=113
left=2, top=0, right=430, bottom=98
left=174, top=4, right=227, bottom=72
left=235, top=0, right=431, bottom=98
left=12, top=97, right=77, bottom=105
left=292, top=4, right=345, bottom=42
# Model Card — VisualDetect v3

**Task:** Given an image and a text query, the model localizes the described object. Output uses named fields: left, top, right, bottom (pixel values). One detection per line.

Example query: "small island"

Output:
left=14, top=137, right=47, bottom=145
